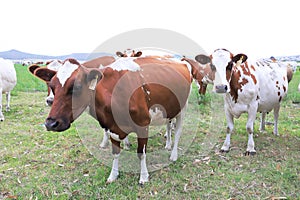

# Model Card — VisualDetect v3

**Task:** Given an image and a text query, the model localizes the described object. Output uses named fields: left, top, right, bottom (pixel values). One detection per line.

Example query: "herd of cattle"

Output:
left=0, top=48, right=299, bottom=184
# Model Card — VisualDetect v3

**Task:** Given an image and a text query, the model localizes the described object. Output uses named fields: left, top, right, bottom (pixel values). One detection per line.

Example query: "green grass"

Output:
left=0, top=65, right=299, bottom=199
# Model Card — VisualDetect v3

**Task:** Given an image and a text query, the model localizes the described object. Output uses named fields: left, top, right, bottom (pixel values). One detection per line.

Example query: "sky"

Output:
left=0, top=0, right=299, bottom=59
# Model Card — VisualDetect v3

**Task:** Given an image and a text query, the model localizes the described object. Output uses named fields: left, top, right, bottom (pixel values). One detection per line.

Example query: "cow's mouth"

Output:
left=45, top=117, right=70, bottom=132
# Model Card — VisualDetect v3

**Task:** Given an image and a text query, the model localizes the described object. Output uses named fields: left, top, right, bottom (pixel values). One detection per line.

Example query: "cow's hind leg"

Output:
left=6, top=92, right=11, bottom=112
left=170, top=103, right=187, bottom=161
left=259, top=112, right=266, bottom=133
left=273, top=104, right=280, bottom=136
left=245, top=110, right=257, bottom=155
left=0, top=88, right=4, bottom=121
left=164, top=119, right=173, bottom=150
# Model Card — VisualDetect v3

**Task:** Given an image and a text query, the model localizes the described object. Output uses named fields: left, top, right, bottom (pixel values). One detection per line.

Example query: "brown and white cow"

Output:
left=35, top=57, right=192, bottom=184
left=196, top=49, right=288, bottom=155
left=28, top=56, right=132, bottom=149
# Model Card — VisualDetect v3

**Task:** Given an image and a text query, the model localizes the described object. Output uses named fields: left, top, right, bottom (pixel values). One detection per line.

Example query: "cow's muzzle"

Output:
left=45, top=117, right=70, bottom=132
left=215, top=84, right=228, bottom=93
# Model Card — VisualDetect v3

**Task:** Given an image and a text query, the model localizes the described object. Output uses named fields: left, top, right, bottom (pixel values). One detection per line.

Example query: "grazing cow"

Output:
left=0, top=58, right=17, bottom=121
left=195, top=49, right=288, bottom=155
left=182, top=57, right=214, bottom=96
left=35, top=57, right=191, bottom=184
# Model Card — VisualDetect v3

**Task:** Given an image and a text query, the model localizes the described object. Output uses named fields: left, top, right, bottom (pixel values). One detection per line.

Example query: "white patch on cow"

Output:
left=107, top=153, right=120, bottom=183
left=57, top=61, right=79, bottom=87
left=211, top=49, right=232, bottom=92
left=88, top=76, right=98, bottom=90
left=107, top=130, right=121, bottom=142
left=149, top=106, right=168, bottom=125
left=47, top=60, right=62, bottom=71
left=139, top=145, right=149, bottom=184
left=109, top=57, right=141, bottom=72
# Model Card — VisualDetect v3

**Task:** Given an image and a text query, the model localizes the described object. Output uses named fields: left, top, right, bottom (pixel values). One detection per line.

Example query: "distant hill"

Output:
left=0, top=49, right=111, bottom=61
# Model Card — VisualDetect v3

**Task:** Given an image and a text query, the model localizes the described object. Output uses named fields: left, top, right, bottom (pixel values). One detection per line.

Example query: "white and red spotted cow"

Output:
left=34, top=57, right=192, bottom=184
left=0, top=58, right=17, bottom=121
left=196, top=49, right=288, bottom=155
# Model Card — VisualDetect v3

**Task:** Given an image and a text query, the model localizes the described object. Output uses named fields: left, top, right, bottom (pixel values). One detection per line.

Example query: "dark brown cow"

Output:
left=35, top=57, right=192, bottom=184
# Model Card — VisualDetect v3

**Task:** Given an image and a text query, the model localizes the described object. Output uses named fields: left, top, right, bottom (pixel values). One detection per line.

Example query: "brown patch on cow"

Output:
left=240, top=63, right=257, bottom=85
left=283, top=85, right=287, bottom=93
left=229, top=69, right=249, bottom=103
left=64, top=58, right=80, bottom=65
left=276, top=81, right=279, bottom=84
left=279, top=96, right=282, bottom=102
left=278, top=91, right=281, bottom=96
left=250, top=65, right=256, bottom=71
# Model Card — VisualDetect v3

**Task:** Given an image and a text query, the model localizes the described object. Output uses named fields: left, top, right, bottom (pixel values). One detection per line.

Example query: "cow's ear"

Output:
left=232, top=54, right=248, bottom=63
left=116, top=51, right=125, bottom=57
left=35, top=68, right=57, bottom=82
left=134, top=51, right=142, bottom=57
left=195, top=54, right=211, bottom=64
left=87, top=69, right=103, bottom=90
left=28, top=64, right=41, bottom=74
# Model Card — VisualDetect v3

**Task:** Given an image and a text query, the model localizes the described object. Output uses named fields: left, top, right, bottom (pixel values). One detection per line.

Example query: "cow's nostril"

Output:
left=224, top=85, right=228, bottom=91
left=45, top=118, right=59, bottom=130
left=46, top=99, right=53, bottom=106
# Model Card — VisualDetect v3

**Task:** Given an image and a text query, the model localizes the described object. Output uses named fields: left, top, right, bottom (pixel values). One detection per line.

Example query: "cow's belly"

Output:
left=257, top=86, right=288, bottom=113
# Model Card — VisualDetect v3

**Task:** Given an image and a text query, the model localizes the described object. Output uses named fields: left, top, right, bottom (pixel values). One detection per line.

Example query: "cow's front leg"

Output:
left=106, top=139, right=121, bottom=183
left=221, top=110, right=234, bottom=152
left=137, top=136, right=149, bottom=185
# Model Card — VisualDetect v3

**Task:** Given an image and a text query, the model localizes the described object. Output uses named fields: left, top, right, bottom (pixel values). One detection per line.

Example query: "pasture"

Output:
left=0, top=64, right=299, bottom=199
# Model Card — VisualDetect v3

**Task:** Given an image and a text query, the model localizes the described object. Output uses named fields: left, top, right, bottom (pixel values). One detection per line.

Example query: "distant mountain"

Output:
left=0, top=49, right=111, bottom=61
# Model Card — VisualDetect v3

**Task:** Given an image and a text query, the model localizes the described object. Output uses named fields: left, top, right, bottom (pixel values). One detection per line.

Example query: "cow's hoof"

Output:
left=245, top=151, right=256, bottom=156
left=220, top=149, right=230, bottom=153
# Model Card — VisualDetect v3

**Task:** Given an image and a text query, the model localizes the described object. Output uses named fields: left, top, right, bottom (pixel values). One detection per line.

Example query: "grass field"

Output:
left=0, top=64, right=299, bottom=199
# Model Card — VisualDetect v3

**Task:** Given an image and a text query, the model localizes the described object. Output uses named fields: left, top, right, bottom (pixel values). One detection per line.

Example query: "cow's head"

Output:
left=116, top=49, right=143, bottom=57
left=195, top=49, right=247, bottom=93
left=34, top=58, right=102, bottom=132
left=29, top=60, right=63, bottom=106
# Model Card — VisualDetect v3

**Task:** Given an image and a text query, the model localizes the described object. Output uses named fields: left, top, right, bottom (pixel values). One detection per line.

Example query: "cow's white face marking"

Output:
left=109, top=57, right=141, bottom=72
left=211, top=49, right=232, bottom=92
left=57, top=61, right=79, bottom=87
left=47, top=60, right=62, bottom=71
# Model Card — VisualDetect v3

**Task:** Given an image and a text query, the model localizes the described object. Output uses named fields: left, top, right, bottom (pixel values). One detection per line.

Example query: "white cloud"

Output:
left=0, top=0, right=299, bottom=58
